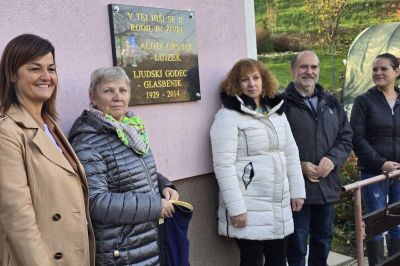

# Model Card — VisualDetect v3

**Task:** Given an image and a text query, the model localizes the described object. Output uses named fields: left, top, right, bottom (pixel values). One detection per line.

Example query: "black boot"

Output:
left=366, top=239, right=385, bottom=266
left=387, top=237, right=400, bottom=257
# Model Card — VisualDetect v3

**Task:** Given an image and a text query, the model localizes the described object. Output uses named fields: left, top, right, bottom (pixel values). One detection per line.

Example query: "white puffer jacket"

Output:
left=210, top=94, right=305, bottom=240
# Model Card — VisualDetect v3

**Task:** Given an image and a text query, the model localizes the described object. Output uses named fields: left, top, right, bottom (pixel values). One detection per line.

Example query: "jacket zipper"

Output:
left=392, top=103, right=397, bottom=161
left=315, top=107, right=319, bottom=165
left=315, top=105, right=326, bottom=201
left=138, top=157, right=161, bottom=263
left=225, top=209, right=230, bottom=238
left=240, top=129, right=250, bottom=156
left=382, top=89, right=398, bottom=163
left=299, top=103, right=319, bottom=163
left=139, top=157, right=156, bottom=195
left=138, top=157, right=163, bottom=263
left=264, top=116, right=286, bottom=236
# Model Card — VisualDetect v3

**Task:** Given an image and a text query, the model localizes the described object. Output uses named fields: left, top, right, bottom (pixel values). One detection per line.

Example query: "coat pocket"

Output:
left=241, top=162, right=254, bottom=189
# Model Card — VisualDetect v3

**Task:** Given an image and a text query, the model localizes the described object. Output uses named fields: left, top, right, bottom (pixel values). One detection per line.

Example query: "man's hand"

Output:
left=301, top=161, right=319, bottom=182
left=291, top=198, right=304, bottom=212
left=230, top=213, right=247, bottom=228
left=317, top=157, right=334, bottom=178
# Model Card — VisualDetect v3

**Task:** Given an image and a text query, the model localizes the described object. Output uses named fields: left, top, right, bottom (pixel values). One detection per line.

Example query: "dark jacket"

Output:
left=69, top=110, right=173, bottom=266
left=284, top=82, right=352, bottom=204
left=350, top=87, right=400, bottom=174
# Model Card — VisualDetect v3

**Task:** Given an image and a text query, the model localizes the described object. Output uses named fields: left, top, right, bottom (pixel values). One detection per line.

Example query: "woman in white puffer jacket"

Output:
left=210, top=59, right=306, bottom=266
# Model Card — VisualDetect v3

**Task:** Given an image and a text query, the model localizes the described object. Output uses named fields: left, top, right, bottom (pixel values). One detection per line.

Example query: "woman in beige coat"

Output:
left=0, top=34, right=95, bottom=266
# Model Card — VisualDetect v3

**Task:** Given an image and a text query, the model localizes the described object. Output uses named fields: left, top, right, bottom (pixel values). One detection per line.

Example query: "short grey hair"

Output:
left=88, top=66, right=130, bottom=96
left=290, top=50, right=319, bottom=69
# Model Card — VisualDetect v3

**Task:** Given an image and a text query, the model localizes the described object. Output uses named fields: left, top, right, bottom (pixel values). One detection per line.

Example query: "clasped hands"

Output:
left=302, top=157, right=334, bottom=183
left=160, top=187, right=179, bottom=219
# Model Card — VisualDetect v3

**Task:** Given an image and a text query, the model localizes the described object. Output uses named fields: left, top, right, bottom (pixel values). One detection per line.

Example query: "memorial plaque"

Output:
left=108, top=4, right=201, bottom=105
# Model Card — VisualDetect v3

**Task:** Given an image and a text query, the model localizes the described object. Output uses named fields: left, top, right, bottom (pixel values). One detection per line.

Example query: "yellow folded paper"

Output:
left=169, top=200, right=194, bottom=212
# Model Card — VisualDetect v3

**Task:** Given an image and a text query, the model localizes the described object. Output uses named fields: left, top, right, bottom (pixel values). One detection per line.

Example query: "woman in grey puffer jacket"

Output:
left=69, top=66, right=179, bottom=266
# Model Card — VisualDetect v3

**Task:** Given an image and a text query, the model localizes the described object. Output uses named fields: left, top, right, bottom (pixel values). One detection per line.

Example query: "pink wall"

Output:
left=0, top=0, right=251, bottom=180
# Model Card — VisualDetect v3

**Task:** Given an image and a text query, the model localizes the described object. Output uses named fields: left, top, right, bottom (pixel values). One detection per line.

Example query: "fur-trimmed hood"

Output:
left=220, top=92, right=285, bottom=115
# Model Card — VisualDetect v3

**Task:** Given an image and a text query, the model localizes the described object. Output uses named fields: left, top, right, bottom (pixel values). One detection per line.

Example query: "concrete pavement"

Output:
left=327, top=251, right=356, bottom=265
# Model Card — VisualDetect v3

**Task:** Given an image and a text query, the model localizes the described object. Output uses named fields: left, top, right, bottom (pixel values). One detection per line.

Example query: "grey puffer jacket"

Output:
left=69, top=110, right=173, bottom=266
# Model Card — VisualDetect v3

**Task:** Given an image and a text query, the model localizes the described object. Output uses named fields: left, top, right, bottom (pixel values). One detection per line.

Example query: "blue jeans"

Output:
left=361, top=172, right=400, bottom=241
left=287, top=204, right=334, bottom=266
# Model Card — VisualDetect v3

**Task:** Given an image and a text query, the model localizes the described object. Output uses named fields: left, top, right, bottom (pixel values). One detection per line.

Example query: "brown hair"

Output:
left=219, top=58, right=278, bottom=99
left=0, top=34, right=58, bottom=119
left=375, top=53, right=400, bottom=80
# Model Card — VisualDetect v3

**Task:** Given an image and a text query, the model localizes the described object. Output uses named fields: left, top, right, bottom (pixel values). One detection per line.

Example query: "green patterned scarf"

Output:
left=89, top=108, right=150, bottom=155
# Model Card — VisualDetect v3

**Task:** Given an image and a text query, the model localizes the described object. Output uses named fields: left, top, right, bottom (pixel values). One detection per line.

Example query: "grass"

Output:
left=255, top=0, right=400, bottom=33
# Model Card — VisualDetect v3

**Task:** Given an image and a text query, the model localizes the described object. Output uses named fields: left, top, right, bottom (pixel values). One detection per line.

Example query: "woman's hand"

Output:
left=291, top=198, right=304, bottom=212
left=162, top=187, right=179, bottom=201
left=160, top=198, right=175, bottom=219
left=381, top=161, right=400, bottom=172
left=230, top=213, right=247, bottom=228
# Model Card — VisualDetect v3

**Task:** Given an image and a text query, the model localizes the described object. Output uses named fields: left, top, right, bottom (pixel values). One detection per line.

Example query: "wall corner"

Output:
left=244, top=0, right=257, bottom=59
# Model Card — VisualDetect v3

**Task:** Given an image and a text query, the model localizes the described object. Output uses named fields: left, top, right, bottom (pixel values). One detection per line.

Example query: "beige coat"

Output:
left=0, top=105, right=95, bottom=266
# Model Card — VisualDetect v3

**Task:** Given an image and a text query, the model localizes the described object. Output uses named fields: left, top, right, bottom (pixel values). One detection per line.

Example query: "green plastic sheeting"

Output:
left=341, top=22, right=400, bottom=113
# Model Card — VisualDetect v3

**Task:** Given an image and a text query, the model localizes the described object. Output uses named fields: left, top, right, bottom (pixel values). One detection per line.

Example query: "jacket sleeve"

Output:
left=73, top=140, right=162, bottom=225
left=350, top=96, right=386, bottom=170
left=283, top=115, right=306, bottom=199
left=157, top=172, right=175, bottom=193
left=210, top=109, right=246, bottom=217
left=325, top=103, right=353, bottom=168
left=0, top=125, right=53, bottom=266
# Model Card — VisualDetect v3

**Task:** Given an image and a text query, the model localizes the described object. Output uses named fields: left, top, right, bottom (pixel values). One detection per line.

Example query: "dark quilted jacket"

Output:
left=284, top=83, right=352, bottom=204
left=69, top=110, right=173, bottom=266
left=351, top=87, right=400, bottom=174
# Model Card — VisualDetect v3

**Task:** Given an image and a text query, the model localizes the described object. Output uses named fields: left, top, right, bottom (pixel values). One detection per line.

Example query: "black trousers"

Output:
left=235, top=237, right=288, bottom=266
